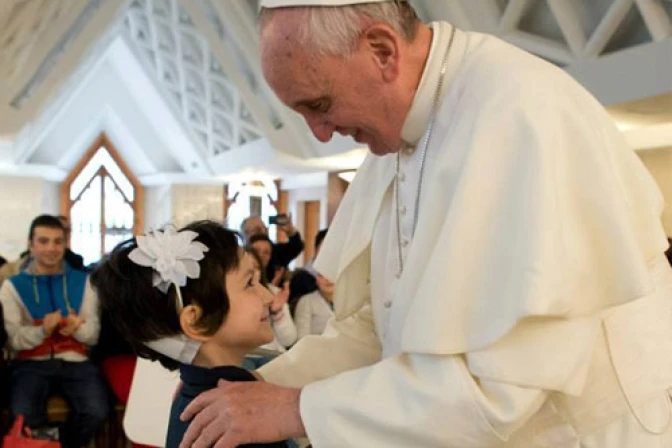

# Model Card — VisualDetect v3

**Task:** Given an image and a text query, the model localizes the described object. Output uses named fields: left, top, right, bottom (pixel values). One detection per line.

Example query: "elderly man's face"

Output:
left=243, top=217, right=267, bottom=240
left=261, top=12, right=407, bottom=156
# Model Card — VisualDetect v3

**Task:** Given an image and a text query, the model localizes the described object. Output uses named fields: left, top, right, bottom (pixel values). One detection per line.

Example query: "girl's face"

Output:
left=211, top=252, right=274, bottom=352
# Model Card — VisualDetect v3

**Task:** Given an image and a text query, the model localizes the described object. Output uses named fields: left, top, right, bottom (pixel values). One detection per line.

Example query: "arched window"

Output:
left=60, top=135, right=143, bottom=265
left=226, top=180, right=278, bottom=240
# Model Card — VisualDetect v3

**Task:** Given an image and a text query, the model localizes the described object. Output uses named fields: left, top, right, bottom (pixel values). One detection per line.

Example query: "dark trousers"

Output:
left=10, top=359, right=110, bottom=448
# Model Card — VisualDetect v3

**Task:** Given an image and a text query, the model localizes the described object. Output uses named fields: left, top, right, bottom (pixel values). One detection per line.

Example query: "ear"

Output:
left=363, top=24, right=400, bottom=82
left=179, top=304, right=211, bottom=343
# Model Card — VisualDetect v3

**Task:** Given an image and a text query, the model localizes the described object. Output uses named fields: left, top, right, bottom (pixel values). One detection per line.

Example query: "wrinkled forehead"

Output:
left=260, top=8, right=304, bottom=45
left=261, top=41, right=331, bottom=107
left=260, top=10, right=319, bottom=78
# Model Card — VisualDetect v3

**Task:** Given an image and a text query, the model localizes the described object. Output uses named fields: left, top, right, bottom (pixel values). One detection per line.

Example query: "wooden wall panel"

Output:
left=302, top=200, right=320, bottom=262
left=327, top=172, right=349, bottom=225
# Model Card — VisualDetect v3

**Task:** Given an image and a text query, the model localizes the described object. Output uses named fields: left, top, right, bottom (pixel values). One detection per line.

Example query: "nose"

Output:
left=306, top=116, right=335, bottom=143
left=257, top=284, right=273, bottom=306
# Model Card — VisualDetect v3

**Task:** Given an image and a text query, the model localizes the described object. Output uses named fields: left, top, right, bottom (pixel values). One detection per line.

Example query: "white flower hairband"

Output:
left=128, top=228, right=209, bottom=364
left=128, top=228, right=209, bottom=307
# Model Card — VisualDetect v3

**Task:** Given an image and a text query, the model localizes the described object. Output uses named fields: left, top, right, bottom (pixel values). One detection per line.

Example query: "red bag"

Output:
left=2, top=415, right=61, bottom=448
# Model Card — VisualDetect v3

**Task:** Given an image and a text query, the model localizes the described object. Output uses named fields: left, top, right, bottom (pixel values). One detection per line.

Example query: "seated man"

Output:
left=241, top=215, right=304, bottom=282
left=0, top=215, right=109, bottom=448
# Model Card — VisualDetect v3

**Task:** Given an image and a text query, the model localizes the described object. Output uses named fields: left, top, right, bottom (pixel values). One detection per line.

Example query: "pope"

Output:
left=179, top=1, right=672, bottom=447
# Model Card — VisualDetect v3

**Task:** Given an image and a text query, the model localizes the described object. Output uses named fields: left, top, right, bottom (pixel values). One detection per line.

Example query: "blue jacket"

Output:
left=10, top=263, right=87, bottom=319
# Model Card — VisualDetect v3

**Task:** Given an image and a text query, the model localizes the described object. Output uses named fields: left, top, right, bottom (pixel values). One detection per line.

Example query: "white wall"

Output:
left=144, top=185, right=172, bottom=231
left=0, top=175, right=61, bottom=260
left=0, top=178, right=229, bottom=263
left=170, top=184, right=225, bottom=229
left=41, top=181, right=61, bottom=215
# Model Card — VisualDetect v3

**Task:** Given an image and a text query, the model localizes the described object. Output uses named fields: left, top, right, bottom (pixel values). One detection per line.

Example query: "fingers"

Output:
left=180, top=382, right=229, bottom=421
left=178, top=410, right=218, bottom=448
left=213, top=432, right=241, bottom=448
left=180, top=393, right=215, bottom=422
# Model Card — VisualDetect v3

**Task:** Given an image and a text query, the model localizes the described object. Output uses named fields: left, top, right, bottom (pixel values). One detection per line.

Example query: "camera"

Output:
left=268, top=214, right=288, bottom=226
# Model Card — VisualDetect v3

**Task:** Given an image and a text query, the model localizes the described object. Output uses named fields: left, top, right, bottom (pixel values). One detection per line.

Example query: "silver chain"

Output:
left=395, top=26, right=456, bottom=276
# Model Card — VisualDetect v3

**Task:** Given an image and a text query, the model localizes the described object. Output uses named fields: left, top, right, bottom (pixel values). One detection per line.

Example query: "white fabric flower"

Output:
left=128, top=228, right=209, bottom=293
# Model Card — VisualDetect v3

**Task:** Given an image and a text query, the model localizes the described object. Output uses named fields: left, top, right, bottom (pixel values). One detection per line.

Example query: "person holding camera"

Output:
left=241, top=214, right=305, bottom=284
left=0, top=215, right=109, bottom=448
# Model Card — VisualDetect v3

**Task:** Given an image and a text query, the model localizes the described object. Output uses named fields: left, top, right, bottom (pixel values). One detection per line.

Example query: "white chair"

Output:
left=123, top=357, right=180, bottom=447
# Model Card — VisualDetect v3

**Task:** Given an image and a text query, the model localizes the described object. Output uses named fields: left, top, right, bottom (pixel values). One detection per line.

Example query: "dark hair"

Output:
left=28, top=215, right=65, bottom=241
left=0, top=255, right=6, bottom=268
left=315, top=228, right=328, bottom=251
left=90, top=220, right=241, bottom=370
left=248, top=234, right=273, bottom=248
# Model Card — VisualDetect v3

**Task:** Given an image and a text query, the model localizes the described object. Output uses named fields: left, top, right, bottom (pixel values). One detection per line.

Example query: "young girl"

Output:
left=90, top=220, right=288, bottom=448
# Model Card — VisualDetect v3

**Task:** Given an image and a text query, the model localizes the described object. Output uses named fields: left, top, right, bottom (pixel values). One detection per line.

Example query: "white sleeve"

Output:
left=293, top=295, right=312, bottom=340
left=0, top=281, right=46, bottom=350
left=271, top=303, right=297, bottom=348
left=73, top=278, right=100, bottom=346
left=259, top=304, right=381, bottom=388
left=300, top=352, right=547, bottom=447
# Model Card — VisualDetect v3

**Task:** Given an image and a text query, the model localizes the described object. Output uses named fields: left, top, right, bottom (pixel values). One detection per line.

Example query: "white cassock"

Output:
left=259, top=21, right=672, bottom=447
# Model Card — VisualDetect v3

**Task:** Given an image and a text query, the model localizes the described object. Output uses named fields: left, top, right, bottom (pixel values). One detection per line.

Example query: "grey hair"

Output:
left=259, top=1, right=420, bottom=58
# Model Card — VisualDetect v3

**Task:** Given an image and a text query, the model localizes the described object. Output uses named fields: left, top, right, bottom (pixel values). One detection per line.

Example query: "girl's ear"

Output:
left=179, top=304, right=212, bottom=342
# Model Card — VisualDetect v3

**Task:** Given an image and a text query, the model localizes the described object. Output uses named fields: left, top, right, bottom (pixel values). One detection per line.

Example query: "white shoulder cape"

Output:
left=314, top=29, right=668, bottom=355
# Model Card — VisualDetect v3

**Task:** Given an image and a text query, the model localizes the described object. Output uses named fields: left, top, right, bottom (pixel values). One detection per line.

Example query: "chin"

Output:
left=260, top=325, right=274, bottom=342
left=260, top=332, right=274, bottom=345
